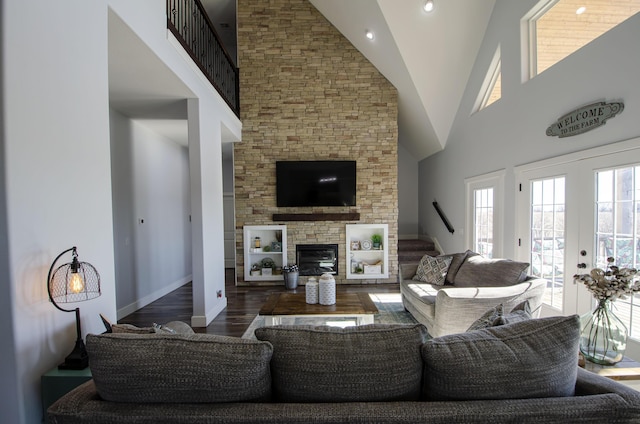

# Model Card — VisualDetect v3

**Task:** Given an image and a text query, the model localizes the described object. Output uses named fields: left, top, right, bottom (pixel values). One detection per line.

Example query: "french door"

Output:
left=515, top=138, right=640, bottom=359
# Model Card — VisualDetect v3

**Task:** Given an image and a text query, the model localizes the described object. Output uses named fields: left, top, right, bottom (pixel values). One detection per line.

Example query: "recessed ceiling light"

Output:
left=576, top=6, right=586, bottom=15
left=365, top=30, right=374, bottom=40
left=424, top=0, right=434, bottom=13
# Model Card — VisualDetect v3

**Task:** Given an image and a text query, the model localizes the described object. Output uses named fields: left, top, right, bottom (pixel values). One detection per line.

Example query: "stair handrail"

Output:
left=432, top=201, right=454, bottom=234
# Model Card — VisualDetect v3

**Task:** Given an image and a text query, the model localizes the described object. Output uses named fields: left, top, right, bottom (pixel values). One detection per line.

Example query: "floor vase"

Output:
left=580, top=300, right=628, bottom=365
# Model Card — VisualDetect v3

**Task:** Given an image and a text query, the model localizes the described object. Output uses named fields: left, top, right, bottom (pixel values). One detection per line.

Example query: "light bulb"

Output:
left=424, top=0, right=434, bottom=12
left=69, top=271, right=85, bottom=294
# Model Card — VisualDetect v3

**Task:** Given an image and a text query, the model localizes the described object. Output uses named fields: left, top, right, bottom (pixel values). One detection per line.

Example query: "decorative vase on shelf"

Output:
left=579, top=299, right=628, bottom=365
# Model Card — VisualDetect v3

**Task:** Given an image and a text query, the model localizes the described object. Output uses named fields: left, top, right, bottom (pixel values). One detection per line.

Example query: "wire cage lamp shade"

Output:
left=47, top=246, right=101, bottom=369
left=49, top=254, right=101, bottom=307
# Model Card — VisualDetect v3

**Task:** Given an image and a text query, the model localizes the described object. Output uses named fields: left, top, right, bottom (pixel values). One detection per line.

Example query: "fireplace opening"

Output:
left=296, top=244, right=338, bottom=276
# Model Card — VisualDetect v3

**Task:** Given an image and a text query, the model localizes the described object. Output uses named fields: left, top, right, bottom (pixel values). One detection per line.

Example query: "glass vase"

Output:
left=579, top=300, right=628, bottom=365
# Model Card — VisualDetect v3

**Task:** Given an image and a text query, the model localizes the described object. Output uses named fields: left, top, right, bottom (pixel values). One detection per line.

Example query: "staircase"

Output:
left=398, top=238, right=440, bottom=265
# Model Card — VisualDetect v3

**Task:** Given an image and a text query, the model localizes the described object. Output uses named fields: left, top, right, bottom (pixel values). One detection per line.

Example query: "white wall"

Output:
left=3, top=1, right=116, bottom=422
left=1, top=0, right=241, bottom=422
left=398, top=143, right=419, bottom=238
left=110, top=110, right=192, bottom=319
left=419, top=1, right=640, bottom=255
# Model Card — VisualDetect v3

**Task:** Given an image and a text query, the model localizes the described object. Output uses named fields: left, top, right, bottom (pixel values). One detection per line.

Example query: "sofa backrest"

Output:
left=86, top=333, right=273, bottom=403
left=452, top=253, right=530, bottom=287
left=255, top=324, right=428, bottom=402
left=422, top=315, right=580, bottom=401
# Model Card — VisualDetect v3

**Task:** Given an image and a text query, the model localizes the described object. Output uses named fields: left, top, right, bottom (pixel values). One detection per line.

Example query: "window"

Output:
left=525, top=0, right=640, bottom=78
left=465, top=170, right=505, bottom=258
left=474, top=46, right=501, bottom=112
left=474, top=188, right=494, bottom=257
left=595, top=166, right=640, bottom=339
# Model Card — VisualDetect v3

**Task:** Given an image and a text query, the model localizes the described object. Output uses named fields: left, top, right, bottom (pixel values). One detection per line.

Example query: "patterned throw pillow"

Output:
left=414, top=255, right=452, bottom=285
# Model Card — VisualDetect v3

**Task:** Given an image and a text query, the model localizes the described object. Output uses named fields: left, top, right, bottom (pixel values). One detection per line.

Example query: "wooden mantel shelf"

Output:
left=272, top=213, right=360, bottom=222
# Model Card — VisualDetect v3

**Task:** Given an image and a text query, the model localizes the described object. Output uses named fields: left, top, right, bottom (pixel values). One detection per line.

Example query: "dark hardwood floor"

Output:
left=118, top=269, right=401, bottom=337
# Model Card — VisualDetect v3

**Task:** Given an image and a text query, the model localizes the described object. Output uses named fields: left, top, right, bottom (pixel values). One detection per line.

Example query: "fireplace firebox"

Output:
left=296, top=244, right=338, bottom=276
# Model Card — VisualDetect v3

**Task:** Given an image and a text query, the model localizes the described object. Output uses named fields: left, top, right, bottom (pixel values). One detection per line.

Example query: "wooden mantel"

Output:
left=272, top=213, right=360, bottom=222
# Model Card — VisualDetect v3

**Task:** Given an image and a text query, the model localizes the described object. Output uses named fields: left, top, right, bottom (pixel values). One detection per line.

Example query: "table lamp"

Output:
left=47, top=246, right=101, bottom=369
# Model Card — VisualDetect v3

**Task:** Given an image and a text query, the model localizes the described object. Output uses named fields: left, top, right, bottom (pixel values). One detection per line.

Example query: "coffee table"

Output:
left=259, top=292, right=378, bottom=326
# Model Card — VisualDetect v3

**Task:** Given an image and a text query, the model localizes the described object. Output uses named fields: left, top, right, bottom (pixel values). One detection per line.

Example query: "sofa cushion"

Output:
left=453, top=255, right=529, bottom=287
left=86, top=333, right=273, bottom=403
left=255, top=324, right=428, bottom=402
left=422, top=315, right=580, bottom=401
left=444, top=250, right=476, bottom=285
left=414, top=255, right=452, bottom=285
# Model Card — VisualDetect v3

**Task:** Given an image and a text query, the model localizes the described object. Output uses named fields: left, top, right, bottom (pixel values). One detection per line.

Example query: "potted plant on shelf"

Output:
left=371, top=234, right=382, bottom=250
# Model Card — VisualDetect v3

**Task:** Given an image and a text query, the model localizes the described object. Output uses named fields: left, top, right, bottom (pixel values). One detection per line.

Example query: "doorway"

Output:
left=516, top=137, right=640, bottom=358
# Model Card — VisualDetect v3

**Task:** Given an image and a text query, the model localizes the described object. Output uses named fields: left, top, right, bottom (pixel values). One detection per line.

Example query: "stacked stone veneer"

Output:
left=235, top=0, right=398, bottom=285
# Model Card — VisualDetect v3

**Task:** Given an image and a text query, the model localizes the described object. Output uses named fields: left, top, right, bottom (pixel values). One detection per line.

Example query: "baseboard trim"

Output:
left=117, top=275, right=192, bottom=320
left=426, top=236, right=443, bottom=255
left=191, top=298, right=228, bottom=328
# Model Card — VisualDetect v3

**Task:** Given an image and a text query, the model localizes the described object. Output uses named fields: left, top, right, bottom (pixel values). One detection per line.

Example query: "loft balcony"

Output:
left=167, top=0, right=239, bottom=116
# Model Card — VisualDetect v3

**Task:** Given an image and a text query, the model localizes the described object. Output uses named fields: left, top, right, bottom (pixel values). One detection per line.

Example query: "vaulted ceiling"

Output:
left=202, top=0, right=495, bottom=160
left=307, top=0, right=495, bottom=159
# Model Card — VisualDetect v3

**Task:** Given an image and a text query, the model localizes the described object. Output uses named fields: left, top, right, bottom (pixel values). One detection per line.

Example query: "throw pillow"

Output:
left=466, top=301, right=533, bottom=332
left=110, top=323, right=155, bottom=334
left=87, top=333, right=273, bottom=403
left=493, top=300, right=532, bottom=326
left=453, top=255, right=530, bottom=288
left=413, top=255, right=452, bottom=286
left=422, top=315, right=580, bottom=401
left=466, top=304, right=504, bottom=331
left=153, top=321, right=194, bottom=334
left=444, top=250, right=478, bottom=285
left=255, top=324, right=428, bottom=402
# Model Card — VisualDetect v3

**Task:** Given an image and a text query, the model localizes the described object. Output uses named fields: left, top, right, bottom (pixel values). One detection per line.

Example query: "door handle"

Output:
left=577, top=263, right=587, bottom=269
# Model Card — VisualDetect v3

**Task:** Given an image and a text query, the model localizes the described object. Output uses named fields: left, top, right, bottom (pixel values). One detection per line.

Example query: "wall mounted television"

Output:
left=276, top=160, right=356, bottom=207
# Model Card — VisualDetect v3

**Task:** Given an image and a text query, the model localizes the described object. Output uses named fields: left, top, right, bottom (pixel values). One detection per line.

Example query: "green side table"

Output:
left=41, top=367, right=92, bottom=423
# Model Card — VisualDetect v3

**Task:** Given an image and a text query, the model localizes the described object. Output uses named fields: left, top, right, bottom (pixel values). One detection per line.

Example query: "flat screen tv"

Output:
left=276, top=161, right=356, bottom=207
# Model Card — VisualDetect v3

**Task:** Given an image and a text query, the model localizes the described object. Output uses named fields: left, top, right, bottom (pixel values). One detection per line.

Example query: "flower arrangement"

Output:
left=574, top=257, right=639, bottom=365
left=283, top=264, right=299, bottom=273
left=573, top=257, right=640, bottom=301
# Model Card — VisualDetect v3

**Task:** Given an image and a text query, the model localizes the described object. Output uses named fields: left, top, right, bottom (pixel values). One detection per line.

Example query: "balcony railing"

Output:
left=167, top=0, right=240, bottom=116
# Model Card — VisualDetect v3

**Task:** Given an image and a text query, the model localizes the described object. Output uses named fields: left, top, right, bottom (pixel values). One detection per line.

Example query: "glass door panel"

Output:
left=529, top=177, right=566, bottom=310
left=594, top=165, right=640, bottom=341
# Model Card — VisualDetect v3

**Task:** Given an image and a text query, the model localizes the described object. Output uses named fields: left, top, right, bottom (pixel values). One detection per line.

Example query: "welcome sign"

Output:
left=546, top=101, right=624, bottom=138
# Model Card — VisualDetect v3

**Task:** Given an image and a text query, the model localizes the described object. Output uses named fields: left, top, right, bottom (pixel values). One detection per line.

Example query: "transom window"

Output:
left=526, top=0, right=640, bottom=77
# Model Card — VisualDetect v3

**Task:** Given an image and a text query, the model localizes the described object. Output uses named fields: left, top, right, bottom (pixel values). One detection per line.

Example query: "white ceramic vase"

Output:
left=318, top=273, right=336, bottom=305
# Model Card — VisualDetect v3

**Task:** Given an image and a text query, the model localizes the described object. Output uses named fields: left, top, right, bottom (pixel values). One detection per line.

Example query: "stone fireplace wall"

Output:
left=235, top=0, right=398, bottom=285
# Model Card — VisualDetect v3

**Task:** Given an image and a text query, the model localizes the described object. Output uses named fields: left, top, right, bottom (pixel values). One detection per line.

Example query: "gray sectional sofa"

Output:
left=48, top=318, right=640, bottom=423
left=400, top=250, right=546, bottom=337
